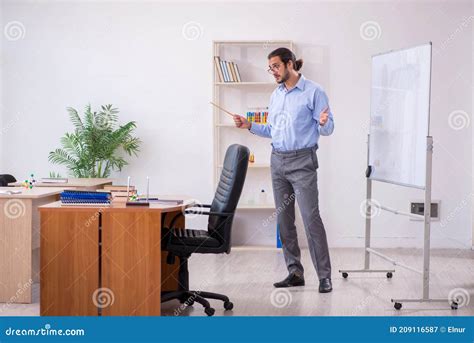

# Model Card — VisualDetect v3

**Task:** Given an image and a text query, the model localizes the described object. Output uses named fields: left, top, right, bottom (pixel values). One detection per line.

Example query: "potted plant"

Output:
left=49, top=104, right=141, bottom=178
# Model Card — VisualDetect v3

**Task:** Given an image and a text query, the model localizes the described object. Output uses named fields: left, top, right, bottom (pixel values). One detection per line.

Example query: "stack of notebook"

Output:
left=99, top=185, right=136, bottom=202
left=60, top=190, right=111, bottom=206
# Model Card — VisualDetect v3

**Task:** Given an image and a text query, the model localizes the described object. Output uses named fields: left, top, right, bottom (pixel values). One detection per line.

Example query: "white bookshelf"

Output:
left=212, top=40, right=293, bottom=210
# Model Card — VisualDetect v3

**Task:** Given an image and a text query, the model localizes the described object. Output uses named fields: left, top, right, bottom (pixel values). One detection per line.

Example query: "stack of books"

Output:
left=214, top=56, right=242, bottom=83
left=99, top=185, right=136, bottom=202
left=60, top=190, right=111, bottom=206
left=246, top=111, right=268, bottom=124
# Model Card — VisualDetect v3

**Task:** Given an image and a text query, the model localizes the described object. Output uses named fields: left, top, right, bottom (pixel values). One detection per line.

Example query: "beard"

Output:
left=276, top=68, right=290, bottom=84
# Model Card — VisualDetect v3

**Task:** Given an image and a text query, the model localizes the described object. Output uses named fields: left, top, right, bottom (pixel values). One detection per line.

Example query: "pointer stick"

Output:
left=210, top=101, right=235, bottom=117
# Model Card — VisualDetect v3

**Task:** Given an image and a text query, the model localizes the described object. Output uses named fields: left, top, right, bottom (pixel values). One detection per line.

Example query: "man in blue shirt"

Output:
left=233, top=48, right=334, bottom=293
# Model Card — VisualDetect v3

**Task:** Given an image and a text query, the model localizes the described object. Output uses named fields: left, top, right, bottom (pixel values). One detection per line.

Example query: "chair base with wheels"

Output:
left=161, top=245, right=234, bottom=316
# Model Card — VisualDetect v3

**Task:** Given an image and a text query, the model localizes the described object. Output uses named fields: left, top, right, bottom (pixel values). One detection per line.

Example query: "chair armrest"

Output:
left=187, top=204, right=211, bottom=209
left=165, top=205, right=224, bottom=230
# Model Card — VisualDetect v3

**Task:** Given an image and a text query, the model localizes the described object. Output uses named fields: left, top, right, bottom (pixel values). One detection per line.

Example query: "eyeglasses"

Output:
left=267, top=63, right=282, bottom=74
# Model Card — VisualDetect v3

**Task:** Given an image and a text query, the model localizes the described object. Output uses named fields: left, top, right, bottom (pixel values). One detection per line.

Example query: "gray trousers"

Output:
left=270, top=145, right=331, bottom=280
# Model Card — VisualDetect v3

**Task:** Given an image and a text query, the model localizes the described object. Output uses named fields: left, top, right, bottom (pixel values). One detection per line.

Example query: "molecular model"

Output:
left=22, top=173, right=36, bottom=189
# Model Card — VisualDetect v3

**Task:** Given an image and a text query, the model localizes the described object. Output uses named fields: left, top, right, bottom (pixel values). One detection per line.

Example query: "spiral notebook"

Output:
left=60, top=190, right=111, bottom=206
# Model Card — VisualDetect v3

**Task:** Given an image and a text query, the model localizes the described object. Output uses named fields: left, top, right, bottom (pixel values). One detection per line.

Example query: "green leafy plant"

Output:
left=49, top=104, right=141, bottom=178
left=48, top=171, right=63, bottom=178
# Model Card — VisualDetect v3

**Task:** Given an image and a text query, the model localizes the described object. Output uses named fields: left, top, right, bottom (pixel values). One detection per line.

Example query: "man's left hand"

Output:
left=319, top=107, right=329, bottom=126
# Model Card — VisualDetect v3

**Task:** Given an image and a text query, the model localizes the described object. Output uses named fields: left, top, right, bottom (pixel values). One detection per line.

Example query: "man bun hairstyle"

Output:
left=268, top=47, right=304, bottom=71
left=294, top=59, right=303, bottom=71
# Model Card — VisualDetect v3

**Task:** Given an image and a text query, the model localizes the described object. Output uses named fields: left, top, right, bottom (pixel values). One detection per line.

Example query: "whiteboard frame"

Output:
left=368, top=42, right=433, bottom=190
left=339, top=43, right=458, bottom=309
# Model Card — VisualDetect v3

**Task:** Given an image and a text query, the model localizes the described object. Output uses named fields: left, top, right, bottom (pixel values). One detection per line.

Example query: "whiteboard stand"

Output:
left=339, top=135, right=459, bottom=310
left=338, top=135, right=395, bottom=279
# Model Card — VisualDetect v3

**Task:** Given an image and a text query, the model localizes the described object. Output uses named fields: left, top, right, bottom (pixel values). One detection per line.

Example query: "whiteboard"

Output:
left=368, top=43, right=432, bottom=189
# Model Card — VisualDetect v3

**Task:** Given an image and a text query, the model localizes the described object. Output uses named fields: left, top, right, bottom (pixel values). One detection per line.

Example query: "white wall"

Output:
left=0, top=6, right=3, bottom=172
left=1, top=0, right=472, bottom=249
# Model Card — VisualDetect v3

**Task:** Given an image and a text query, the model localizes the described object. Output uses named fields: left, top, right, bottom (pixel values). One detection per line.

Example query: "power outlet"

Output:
left=409, top=201, right=440, bottom=221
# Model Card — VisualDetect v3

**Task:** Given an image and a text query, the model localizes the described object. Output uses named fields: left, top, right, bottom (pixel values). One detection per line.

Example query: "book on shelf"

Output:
left=229, top=61, right=237, bottom=81
left=234, top=63, right=242, bottom=82
left=40, top=177, right=68, bottom=183
left=214, top=56, right=242, bottom=83
left=219, top=59, right=228, bottom=82
left=214, top=56, right=225, bottom=82
left=233, top=62, right=240, bottom=81
left=223, top=60, right=231, bottom=82
left=225, top=61, right=232, bottom=81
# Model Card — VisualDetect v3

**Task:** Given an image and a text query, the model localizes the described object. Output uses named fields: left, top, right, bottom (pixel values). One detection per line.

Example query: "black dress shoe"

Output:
left=273, top=273, right=305, bottom=288
left=319, top=278, right=332, bottom=293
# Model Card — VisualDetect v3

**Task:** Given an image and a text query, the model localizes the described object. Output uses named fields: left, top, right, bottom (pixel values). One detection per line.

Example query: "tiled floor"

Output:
left=2, top=247, right=473, bottom=316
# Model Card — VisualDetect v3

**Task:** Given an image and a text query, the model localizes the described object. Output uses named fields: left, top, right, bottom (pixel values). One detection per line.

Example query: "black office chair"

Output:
left=0, top=174, right=16, bottom=187
left=161, top=144, right=249, bottom=316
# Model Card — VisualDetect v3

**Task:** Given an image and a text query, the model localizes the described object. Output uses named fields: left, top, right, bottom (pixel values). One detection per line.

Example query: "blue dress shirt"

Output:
left=249, top=74, right=334, bottom=151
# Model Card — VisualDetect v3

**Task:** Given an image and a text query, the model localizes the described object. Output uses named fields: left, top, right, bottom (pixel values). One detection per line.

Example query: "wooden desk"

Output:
left=9, top=178, right=113, bottom=190
left=39, top=197, right=194, bottom=316
left=0, top=187, right=64, bottom=303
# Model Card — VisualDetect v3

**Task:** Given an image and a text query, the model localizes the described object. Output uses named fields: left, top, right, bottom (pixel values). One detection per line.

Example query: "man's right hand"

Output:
left=233, top=115, right=251, bottom=129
